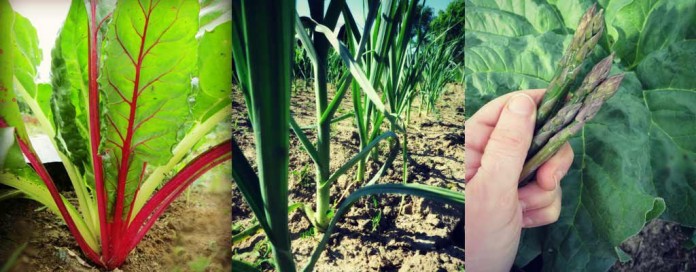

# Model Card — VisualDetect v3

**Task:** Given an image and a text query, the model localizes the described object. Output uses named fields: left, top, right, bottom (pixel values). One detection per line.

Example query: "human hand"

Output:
left=464, top=89, right=574, bottom=271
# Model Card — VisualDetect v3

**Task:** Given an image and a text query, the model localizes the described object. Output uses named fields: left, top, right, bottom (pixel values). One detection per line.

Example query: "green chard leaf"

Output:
left=128, top=3, right=232, bottom=217
left=192, top=20, right=231, bottom=122
left=0, top=1, right=29, bottom=142
left=50, top=0, right=91, bottom=174
left=198, top=0, right=230, bottom=36
left=13, top=12, right=41, bottom=100
left=100, top=0, right=199, bottom=215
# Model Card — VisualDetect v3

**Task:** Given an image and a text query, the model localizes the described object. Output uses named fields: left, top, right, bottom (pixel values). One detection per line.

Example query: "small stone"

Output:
left=440, top=254, right=450, bottom=263
left=337, top=175, right=348, bottom=188
left=425, top=213, right=442, bottom=227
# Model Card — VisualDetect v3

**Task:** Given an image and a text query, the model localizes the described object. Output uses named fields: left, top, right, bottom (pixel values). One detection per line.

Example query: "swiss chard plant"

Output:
left=465, top=0, right=696, bottom=270
left=0, top=0, right=231, bottom=269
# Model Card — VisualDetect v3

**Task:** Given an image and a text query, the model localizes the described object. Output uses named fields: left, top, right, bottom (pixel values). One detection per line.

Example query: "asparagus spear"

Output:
left=536, top=4, right=604, bottom=126
left=528, top=54, right=614, bottom=156
left=519, top=74, right=624, bottom=186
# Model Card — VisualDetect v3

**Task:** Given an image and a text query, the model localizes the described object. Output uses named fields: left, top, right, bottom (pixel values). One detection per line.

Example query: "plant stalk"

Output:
left=535, top=4, right=604, bottom=126
left=521, top=74, right=623, bottom=186
left=309, top=0, right=333, bottom=232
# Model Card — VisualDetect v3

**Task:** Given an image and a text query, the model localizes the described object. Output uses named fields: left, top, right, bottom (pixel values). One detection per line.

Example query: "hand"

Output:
left=464, top=89, right=574, bottom=271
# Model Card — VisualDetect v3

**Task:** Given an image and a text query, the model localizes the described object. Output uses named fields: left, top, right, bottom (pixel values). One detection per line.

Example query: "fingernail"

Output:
left=554, top=171, right=565, bottom=189
left=551, top=174, right=559, bottom=190
left=507, top=94, right=535, bottom=116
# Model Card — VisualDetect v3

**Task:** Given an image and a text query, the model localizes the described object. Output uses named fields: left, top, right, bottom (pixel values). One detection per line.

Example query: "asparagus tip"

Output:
left=588, top=3, right=598, bottom=17
left=602, top=74, right=625, bottom=91
left=575, top=73, right=624, bottom=123
left=584, top=54, right=614, bottom=83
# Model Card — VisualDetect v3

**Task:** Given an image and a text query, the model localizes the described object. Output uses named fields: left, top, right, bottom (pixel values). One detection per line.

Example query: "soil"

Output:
left=610, top=219, right=696, bottom=272
left=231, top=81, right=465, bottom=271
left=0, top=179, right=232, bottom=272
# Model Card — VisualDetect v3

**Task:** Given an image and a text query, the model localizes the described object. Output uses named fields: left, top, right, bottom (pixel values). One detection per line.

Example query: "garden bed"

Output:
left=0, top=183, right=231, bottom=271
left=232, top=82, right=465, bottom=271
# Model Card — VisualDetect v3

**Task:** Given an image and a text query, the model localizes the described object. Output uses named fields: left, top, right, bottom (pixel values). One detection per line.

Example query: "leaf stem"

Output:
left=87, top=0, right=110, bottom=262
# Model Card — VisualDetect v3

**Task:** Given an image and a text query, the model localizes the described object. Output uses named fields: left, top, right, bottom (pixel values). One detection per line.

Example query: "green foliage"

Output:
left=233, top=1, right=465, bottom=271
left=300, top=226, right=316, bottom=239
left=326, top=50, right=345, bottom=85
left=410, top=4, right=434, bottom=40
left=0, top=242, right=26, bottom=272
left=370, top=196, right=382, bottom=232
left=232, top=0, right=294, bottom=270
left=2, top=0, right=233, bottom=268
left=418, top=33, right=461, bottom=115
left=291, top=163, right=312, bottom=188
left=50, top=0, right=90, bottom=176
left=101, top=0, right=199, bottom=211
left=430, top=0, right=464, bottom=63
left=188, top=256, right=212, bottom=272
left=293, top=42, right=313, bottom=83
left=464, top=0, right=696, bottom=270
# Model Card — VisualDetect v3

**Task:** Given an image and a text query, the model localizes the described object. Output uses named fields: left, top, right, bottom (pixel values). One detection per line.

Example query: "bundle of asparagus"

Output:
left=519, top=4, right=624, bottom=187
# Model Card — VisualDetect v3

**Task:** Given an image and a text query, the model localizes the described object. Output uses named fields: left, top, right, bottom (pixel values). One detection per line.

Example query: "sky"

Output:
left=297, top=0, right=452, bottom=17
left=9, top=0, right=71, bottom=83
left=8, top=0, right=455, bottom=83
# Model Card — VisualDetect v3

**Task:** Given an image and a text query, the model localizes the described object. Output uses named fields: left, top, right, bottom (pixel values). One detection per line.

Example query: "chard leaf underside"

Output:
left=101, top=0, right=199, bottom=215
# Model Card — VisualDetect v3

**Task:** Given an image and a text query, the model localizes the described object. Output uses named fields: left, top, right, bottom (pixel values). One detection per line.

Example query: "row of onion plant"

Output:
left=232, top=0, right=463, bottom=271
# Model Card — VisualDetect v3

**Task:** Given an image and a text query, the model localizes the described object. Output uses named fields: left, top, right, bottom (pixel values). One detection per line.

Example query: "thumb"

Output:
left=470, top=93, right=537, bottom=201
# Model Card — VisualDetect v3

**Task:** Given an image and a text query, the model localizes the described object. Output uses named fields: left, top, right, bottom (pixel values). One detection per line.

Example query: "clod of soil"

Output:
left=611, top=219, right=696, bottom=272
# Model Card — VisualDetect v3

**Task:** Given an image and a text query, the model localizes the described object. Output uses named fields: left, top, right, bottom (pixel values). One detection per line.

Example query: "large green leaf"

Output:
left=531, top=72, right=665, bottom=271
left=35, top=83, right=53, bottom=127
left=198, top=0, right=230, bottom=35
left=464, top=32, right=569, bottom=79
left=464, top=32, right=570, bottom=116
left=606, top=0, right=696, bottom=68
left=130, top=1, right=232, bottom=217
left=465, top=1, right=695, bottom=270
left=12, top=12, right=41, bottom=100
left=636, top=40, right=696, bottom=225
left=465, top=7, right=538, bottom=37
left=50, top=0, right=91, bottom=173
left=101, top=0, right=199, bottom=215
left=0, top=2, right=28, bottom=142
left=548, top=0, right=596, bottom=31
left=192, top=20, right=231, bottom=121
left=0, top=127, right=25, bottom=171
left=465, top=0, right=565, bottom=36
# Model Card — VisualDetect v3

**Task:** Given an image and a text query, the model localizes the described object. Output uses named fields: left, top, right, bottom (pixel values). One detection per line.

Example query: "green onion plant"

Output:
left=418, top=34, right=461, bottom=116
left=232, top=1, right=464, bottom=271
left=342, top=0, right=424, bottom=184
